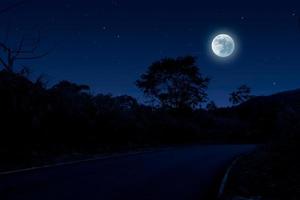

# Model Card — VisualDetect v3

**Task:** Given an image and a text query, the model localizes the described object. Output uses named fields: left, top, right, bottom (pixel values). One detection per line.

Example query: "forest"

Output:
left=1, top=55, right=299, bottom=171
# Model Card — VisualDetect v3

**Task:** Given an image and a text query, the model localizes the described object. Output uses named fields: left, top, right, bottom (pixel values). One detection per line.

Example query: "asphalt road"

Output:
left=0, top=145, right=256, bottom=200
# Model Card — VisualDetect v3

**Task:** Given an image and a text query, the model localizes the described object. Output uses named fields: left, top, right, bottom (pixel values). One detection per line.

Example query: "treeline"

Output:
left=0, top=68, right=252, bottom=169
left=1, top=56, right=299, bottom=169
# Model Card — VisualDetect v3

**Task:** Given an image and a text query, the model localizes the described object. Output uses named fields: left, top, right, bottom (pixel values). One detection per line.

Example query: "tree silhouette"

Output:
left=0, top=1, right=50, bottom=73
left=206, top=101, right=217, bottom=111
left=229, top=84, right=253, bottom=105
left=136, top=56, right=209, bottom=110
left=51, top=80, right=90, bottom=95
left=0, top=32, right=49, bottom=72
left=93, top=94, right=138, bottom=114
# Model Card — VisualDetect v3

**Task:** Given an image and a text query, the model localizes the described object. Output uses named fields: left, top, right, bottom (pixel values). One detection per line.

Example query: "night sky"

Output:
left=1, top=0, right=300, bottom=106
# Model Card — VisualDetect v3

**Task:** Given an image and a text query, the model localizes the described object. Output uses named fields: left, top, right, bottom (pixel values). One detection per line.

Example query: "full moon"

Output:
left=211, top=34, right=235, bottom=58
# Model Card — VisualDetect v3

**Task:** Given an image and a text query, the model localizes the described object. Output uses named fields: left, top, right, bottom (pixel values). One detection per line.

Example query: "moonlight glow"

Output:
left=211, top=34, right=235, bottom=58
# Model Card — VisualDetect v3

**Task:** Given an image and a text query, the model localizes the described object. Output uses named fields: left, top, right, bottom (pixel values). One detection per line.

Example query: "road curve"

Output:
left=0, top=145, right=256, bottom=200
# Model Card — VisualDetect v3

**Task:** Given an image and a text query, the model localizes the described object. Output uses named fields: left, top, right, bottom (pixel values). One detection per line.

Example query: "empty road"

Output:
left=0, top=145, right=256, bottom=200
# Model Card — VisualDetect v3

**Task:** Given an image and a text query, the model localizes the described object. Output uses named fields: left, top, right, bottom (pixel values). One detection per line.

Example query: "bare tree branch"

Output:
left=15, top=51, right=50, bottom=60
left=14, top=35, right=25, bottom=56
left=0, top=33, right=50, bottom=72
left=0, top=57, right=8, bottom=69
left=0, top=1, right=50, bottom=72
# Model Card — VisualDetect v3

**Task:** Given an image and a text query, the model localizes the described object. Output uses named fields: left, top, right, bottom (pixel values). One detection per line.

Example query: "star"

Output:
left=65, top=3, right=71, bottom=9
left=83, top=13, right=89, bottom=17
left=272, top=82, right=277, bottom=86
left=163, top=33, right=169, bottom=38
left=116, top=34, right=121, bottom=39
left=112, top=0, right=120, bottom=7
left=76, top=31, right=82, bottom=37
left=186, top=42, right=193, bottom=47
left=187, top=27, right=194, bottom=32
left=92, top=40, right=98, bottom=45
left=83, top=55, right=89, bottom=60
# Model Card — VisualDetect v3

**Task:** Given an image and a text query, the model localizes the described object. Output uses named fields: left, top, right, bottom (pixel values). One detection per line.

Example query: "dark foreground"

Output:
left=223, top=143, right=300, bottom=200
left=0, top=145, right=256, bottom=200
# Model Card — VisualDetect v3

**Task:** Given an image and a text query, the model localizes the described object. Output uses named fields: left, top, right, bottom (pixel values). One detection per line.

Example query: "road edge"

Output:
left=217, top=156, right=243, bottom=199
left=0, top=148, right=172, bottom=176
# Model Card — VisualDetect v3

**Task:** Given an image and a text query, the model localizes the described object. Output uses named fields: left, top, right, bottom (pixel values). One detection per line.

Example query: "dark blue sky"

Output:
left=1, top=0, right=300, bottom=106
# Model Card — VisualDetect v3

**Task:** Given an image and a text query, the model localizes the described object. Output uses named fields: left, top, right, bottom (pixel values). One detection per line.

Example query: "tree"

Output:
left=136, top=56, right=209, bottom=110
left=229, top=85, right=253, bottom=105
left=206, top=101, right=217, bottom=111
left=0, top=32, right=49, bottom=72
left=51, top=80, right=90, bottom=95
left=0, top=1, right=49, bottom=73
left=49, top=80, right=91, bottom=113
left=93, top=94, right=138, bottom=114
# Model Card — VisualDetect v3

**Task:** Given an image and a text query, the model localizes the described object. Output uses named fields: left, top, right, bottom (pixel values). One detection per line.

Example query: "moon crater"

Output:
left=211, top=34, right=235, bottom=58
